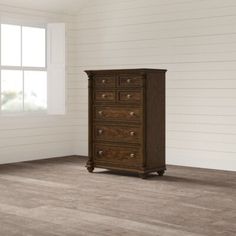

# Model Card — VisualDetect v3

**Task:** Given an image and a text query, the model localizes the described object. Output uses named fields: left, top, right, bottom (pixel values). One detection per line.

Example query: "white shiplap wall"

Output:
left=74, top=0, right=236, bottom=171
left=0, top=5, right=87, bottom=164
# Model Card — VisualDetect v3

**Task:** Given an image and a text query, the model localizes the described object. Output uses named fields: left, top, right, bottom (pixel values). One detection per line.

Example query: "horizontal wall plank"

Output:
left=0, top=126, right=81, bottom=139
left=0, top=142, right=74, bottom=165
left=167, top=97, right=236, bottom=107
left=167, top=88, right=236, bottom=98
left=0, top=134, right=74, bottom=149
left=167, top=148, right=236, bottom=171
left=79, top=0, right=236, bottom=19
left=167, top=123, right=236, bottom=134
left=167, top=114, right=236, bottom=125
left=68, top=61, right=236, bottom=71
left=74, top=14, right=236, bottom=33
left=167, top=130, right=236, bottom=143
left=168, top=139, right=236, bottom=153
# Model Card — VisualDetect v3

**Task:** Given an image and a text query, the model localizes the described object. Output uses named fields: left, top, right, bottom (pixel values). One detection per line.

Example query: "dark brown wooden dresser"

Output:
left=85, top=69, right=166, bottom=178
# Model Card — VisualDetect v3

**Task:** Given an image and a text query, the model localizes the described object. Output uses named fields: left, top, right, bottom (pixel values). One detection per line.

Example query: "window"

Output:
left=0, top=24, right=47, bottom=113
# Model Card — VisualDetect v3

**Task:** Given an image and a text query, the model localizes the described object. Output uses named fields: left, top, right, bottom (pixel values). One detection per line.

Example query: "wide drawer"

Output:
left=118, top=90, right=142, bottom=103
left=94, top=106, right=142, bottom=122
left=94, top=75, right=116, bottom=88
left=94, top=144, right=142, bottom=166
left=119, top=74, right=143, bottom=87
left=94, top=91, right=116, bottom=102
left=94, top=124, right=141, bottom=143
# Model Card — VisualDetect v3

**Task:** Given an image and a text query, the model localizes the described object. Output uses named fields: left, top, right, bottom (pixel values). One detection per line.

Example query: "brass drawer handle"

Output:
left=130, top=131, right=135, bottom=136
left=127, top=79, right=131, bottom=83
left=130, top=153, right=135, bottom=158
left=98, top=129, right=103, bottom=135
left=102, top=79, right=106, bottom=84
left=102, top=94, right=107, bottom=98
left=129, top=111, right=135, bottom=116
left=126, top=94, right=132, bottom=99
left=98, top=150, right=103, bottom=156
left=98, top=110, right=103, bottom=115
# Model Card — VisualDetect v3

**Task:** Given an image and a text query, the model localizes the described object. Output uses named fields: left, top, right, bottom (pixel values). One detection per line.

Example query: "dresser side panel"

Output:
left=145, top=72, right=166, bottom=169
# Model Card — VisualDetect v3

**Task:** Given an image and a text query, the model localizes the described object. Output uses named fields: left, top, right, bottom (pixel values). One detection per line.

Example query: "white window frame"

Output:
left=0, top=23, right=47, bottom=116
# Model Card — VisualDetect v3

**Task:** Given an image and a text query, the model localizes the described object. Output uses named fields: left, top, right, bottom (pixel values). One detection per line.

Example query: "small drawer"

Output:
left=94, top=144, right=142, bottom=166
left=94, top=124, right=141, bottom=143
left=94, top=106, right=142, bottom=122
left=119, top=75, right=143, bottom=87
left=94, top=91, right=115, bottom=102
left=118, top=91, right=142, bottom=103
left=94, top=76, right=116, bottom=87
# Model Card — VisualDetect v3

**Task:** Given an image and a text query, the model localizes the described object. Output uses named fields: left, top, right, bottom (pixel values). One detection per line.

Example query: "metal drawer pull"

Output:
left=102, top=79, right=106, bottom=84
left=98, top=150, right=103, bottom=156
left=129, top=111, right=135, bottom=116
left=126, top=94, right=132, bottom=99
left=98, top=111, right=103, bottom=115
left=127, top=79, right=131, bottom=83
left=130, top=153, right=135, bottom=158
left=130, top=131, right=135, bottom=136
left=102, top=94, right=107, bottom=98
left=98, top=129, right=103, bottom=134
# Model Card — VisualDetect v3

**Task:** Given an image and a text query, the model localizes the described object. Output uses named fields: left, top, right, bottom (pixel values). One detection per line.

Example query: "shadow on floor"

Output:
left=94, top=169, right=236, bottom=189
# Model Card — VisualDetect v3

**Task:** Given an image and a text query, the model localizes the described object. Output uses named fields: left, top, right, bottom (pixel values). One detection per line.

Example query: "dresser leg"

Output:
left=87, top=166, right=94, bottom=173
left=157, top=170, right=165, bottom=176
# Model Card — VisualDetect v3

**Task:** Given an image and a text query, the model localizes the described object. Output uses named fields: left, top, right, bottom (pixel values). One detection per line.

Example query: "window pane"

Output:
left=1, top=70, right=23, bottom=111
left=1, top=24, right=21, bottom=66
left=24, top=71, right=47, bottom=111
left=22, top=27, right=46, bottom=67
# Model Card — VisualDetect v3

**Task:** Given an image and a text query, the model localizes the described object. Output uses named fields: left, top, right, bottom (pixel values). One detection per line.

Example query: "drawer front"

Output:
left=94, top=106, right=142, bottom=122
left=94, top=124, right=141, bottom=143
left=119, top=75, right=143, bottom=87
left=94, top=76, right=116, bottom=87
left=118, top=91, right=142, bottom=103
left=94, top=144, right=142, bottom=165
left=94, top=91, right=116, bottom=102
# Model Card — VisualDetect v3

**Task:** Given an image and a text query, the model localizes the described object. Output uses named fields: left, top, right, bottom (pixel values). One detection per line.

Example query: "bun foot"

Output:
left=157, top=170, right=165, bottom=176
left=87, top=166, right=94, bottom=173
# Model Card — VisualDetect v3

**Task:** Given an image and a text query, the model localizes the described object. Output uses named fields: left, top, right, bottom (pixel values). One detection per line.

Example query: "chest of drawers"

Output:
left=85, top=69, right=166, bottom=178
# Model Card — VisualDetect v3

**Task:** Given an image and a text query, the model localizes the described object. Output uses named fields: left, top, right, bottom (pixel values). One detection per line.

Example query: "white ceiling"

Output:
left=0, top=0, right=91, bottom=14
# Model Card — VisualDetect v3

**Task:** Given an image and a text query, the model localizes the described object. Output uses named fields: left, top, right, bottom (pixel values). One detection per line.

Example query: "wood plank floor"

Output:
left=0, top=156, right=235, bottom=236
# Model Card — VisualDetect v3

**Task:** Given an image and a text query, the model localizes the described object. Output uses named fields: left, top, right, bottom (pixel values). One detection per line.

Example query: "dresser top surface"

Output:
left=85, top=68, right=167, bottom=75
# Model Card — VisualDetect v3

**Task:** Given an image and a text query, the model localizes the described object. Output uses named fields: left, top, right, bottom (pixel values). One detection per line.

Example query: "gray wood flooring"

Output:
left=0, top=156, right=235, bottom=236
